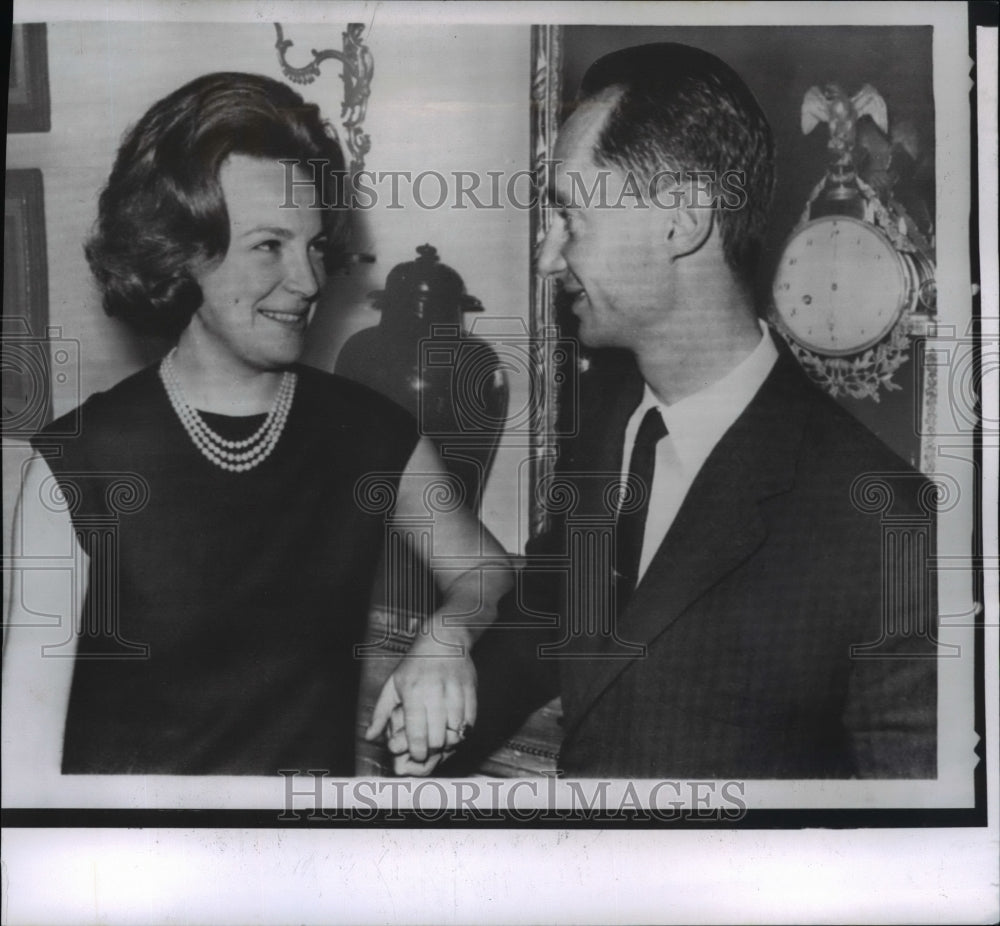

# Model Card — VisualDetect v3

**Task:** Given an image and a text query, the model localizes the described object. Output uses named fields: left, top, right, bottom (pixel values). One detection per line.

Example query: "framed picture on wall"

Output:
left=3, top=168, right=52, bottom=436
left=8, top=24, right=51, bottom=134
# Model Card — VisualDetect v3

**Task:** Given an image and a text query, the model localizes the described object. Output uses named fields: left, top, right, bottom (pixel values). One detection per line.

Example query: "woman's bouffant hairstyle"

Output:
left=85, top=72, right=348, bottom=337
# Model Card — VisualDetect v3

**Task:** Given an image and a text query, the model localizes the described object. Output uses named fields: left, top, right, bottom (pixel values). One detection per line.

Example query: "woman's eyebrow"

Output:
left=239, top=225, right=295, bottom=240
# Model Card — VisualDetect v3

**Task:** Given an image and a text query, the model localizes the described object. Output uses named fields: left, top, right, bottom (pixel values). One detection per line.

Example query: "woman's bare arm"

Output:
left=364, top=437, right=513, bottom=771
left=2, top=455, right=84, bottom=801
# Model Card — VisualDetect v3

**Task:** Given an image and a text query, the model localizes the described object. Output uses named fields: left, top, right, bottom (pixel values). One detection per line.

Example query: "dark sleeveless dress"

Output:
left=31, top=363, right=419, bottom=775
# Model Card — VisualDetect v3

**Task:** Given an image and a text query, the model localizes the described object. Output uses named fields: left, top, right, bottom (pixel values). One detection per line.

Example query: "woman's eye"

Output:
left=254, top=239, right=282, bottom=253
left=308, top=237, right=328, bottom=253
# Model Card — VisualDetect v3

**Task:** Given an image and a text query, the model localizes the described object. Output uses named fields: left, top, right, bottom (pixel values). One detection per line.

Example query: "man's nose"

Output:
left=536, top=223, right=567, bottom=279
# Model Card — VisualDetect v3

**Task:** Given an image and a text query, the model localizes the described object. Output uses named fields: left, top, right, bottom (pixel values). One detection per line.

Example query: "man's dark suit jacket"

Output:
left=452, top=340, right=937, bottom=779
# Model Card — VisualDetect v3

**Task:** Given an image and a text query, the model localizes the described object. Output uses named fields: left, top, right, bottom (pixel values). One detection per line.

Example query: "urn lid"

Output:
left=369, top=244, right=483, bottom=323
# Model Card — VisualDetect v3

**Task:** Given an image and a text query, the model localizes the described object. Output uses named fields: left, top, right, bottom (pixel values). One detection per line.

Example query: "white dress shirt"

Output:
left=620, top=323, right=779, bottom=582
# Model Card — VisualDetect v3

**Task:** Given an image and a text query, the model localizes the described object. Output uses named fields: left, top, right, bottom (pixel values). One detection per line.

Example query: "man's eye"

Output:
left=308, top=237, right=329, bottom=253
left=560, top=210, right=579, bottom=236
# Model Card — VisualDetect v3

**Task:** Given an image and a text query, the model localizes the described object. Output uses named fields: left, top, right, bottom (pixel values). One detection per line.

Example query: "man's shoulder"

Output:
left=760, top=348, right=914, bottom=466
left=760, top=352, right=931, bottom=522
left=793, top=366, right=919, bottom=475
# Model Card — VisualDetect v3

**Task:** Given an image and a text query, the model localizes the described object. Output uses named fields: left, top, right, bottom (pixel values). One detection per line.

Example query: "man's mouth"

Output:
left=560, top=274, right=589, bottom=313
left=564, top=288, right=589, bottom=313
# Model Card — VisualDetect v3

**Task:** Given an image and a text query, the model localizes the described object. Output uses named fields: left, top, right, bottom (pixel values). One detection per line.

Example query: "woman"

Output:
left=1, top=72, right=510, bottom=779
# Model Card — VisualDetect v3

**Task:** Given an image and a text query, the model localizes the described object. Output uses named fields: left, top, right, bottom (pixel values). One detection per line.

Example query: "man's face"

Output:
left=191, top=154, right=327, bottom=373
left=538, top=94, right=676, bottom=350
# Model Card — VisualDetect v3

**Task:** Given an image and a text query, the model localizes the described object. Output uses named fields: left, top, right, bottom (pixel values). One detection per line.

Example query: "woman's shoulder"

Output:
left=294, top=364, right=418, bottom=432
left=31, top=364, right=163, bottom=461
left=45, top=365, right=161, bottom=432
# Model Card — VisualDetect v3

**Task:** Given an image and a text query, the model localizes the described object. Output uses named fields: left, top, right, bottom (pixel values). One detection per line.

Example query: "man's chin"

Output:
left=576, top=320, right=616, bottom=351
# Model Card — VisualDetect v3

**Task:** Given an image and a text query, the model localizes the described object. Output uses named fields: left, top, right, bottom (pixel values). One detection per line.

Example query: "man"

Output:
left=391, top=42, right=937, bottom=778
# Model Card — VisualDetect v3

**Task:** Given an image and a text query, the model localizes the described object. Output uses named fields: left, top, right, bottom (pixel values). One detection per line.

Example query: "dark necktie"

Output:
left=615, top=407, right=667, bottom=611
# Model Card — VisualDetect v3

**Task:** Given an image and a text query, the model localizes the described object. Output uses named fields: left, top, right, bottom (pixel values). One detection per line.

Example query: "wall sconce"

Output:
left=274, top=22, right=373, bottom=176
left=274, top=22, right=375, bottom=268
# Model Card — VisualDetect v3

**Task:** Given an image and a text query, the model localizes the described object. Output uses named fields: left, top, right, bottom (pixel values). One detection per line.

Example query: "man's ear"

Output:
left=661, top=179, right=715, bottom=259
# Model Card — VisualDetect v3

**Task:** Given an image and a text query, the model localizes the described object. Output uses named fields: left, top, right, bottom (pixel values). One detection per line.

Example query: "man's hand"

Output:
left=382, top=704, right=456, bottom=776
left=364, top=628, right=477, bottom=770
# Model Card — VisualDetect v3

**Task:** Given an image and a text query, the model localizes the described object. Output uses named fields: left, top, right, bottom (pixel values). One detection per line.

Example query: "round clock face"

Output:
left=772, top=216, right=908, bottom=356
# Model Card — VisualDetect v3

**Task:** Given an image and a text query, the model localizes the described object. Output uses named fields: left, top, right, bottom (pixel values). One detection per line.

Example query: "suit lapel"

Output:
left=562, top=351, right=813, bottom=733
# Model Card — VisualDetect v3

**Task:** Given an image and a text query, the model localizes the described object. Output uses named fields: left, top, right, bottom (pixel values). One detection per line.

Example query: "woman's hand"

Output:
left=364, top=624, right=476, bottom=773
left=367, top=437, right=512, bottom=775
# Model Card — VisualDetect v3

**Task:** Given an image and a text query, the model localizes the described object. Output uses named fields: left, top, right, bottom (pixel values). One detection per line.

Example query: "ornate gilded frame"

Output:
left=529, top=25, right=564, bottom=537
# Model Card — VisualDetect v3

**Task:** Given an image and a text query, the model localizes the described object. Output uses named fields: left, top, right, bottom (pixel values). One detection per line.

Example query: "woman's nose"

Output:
left=286, top=247, right=321, bottom=300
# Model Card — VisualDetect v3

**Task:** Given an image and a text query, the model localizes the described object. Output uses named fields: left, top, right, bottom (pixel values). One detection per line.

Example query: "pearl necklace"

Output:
left=159, top=348, right=297, bottom=473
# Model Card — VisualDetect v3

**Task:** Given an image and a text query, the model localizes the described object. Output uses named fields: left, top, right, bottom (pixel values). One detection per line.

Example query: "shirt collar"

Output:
left=635, top=322, right=779, bottom=476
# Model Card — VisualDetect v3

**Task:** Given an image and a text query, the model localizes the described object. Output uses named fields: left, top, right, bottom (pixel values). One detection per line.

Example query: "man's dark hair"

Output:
left=581, top=43, right=775, bottom=280
left=85, top=71, right=347, bottom=337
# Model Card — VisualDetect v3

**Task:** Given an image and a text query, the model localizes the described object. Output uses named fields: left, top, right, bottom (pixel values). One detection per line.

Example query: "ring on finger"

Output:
left=446, top=722, right=473, bottom=741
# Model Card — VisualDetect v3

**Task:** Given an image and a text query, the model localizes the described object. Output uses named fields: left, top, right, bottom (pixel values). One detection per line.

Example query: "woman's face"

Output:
left=188, top=154, right=328, bottom=373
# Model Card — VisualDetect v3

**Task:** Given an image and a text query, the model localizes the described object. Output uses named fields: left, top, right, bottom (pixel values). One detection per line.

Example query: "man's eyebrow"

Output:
left=547, top=183, right=569, bottom=208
